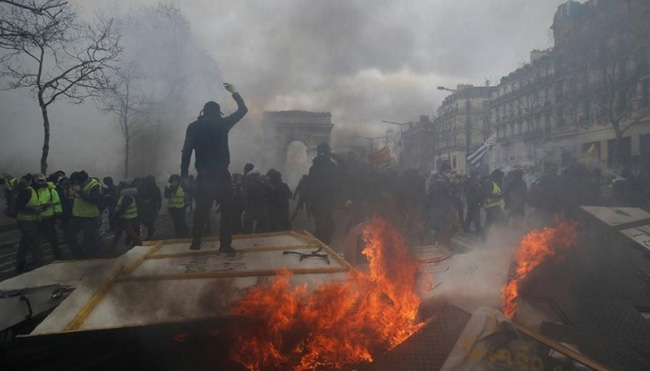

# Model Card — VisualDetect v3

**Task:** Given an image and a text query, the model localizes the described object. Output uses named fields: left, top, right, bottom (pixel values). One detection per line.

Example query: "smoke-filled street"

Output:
left=2, top=0, right=650, bottom=370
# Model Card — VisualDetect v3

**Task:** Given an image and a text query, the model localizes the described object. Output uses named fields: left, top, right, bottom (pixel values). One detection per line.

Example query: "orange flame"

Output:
left=230, top=217, right=423, bottom=370
left=501, top=218, right=577, bottom=319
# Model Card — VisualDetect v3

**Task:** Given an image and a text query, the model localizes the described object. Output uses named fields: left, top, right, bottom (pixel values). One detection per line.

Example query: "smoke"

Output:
left=420, top=225, right=523, bottom=314
left=0, top=0, right=567, bottom=180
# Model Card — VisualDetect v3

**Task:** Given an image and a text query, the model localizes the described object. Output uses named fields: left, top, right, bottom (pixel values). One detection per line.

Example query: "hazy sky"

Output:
left=80, top=0, right=564, bottom=123
left=0, top=0, right=567, bottom=175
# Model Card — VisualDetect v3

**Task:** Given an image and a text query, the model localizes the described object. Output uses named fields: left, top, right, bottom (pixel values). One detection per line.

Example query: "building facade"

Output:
left=433, top=85, right=495, bottom=174
left=398, top=115, right=436, bottom=174
left=487, top=0, right=650, bottom=171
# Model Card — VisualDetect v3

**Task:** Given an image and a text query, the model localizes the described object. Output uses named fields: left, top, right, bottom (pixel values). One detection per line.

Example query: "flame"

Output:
left=230, top=217, right=423, bottom=370
left=501, top=218, right=577, bottom=319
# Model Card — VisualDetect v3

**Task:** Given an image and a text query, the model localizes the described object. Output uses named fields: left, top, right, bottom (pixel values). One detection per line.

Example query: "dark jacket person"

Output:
left=181, top=83, right=248, bottom=252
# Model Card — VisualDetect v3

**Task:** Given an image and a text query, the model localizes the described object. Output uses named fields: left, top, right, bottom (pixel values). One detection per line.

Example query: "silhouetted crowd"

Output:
left=3, top=152, right=650, bottom=274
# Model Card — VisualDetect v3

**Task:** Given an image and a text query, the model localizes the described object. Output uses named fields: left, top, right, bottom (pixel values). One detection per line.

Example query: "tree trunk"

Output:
left=39, top=95, right=50, bottom=175
left=124, top=136, right=130, bottom=180
left=612, top=129, right=622, bottom=169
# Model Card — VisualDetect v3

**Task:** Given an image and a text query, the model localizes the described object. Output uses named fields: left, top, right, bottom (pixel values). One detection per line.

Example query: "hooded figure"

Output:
left=267, top=169, right=292, bottom=232
left=242, top=169, right=271, bottom=234
left=307, top=143, right=343, bottom=244
left=181, top=83, right=248, bottom=252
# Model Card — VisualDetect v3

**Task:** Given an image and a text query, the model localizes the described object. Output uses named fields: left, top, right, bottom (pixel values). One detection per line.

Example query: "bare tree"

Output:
left=0, top=0, right=66, bottom=45
left=97, top=65, right=151, bottom=179
left=0, top=1, right=120, bottom=174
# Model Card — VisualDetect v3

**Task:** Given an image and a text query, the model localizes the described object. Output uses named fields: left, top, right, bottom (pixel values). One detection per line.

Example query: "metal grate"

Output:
left=367, top=304, right=471, bottom=371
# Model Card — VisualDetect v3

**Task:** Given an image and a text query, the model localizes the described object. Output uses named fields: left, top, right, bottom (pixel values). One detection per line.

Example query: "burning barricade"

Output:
left=230, top=217, right=424, bottom=370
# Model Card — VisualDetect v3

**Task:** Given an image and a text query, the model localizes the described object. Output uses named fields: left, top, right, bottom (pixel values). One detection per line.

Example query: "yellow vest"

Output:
left=72, top=178, right=100, bottom=218
left=167, top=184, right=186, bottom=209
left=17, top=187, right=40, bottom=221
left=484, top=181, right=504, bottom=209
left=116, top=194, right=138, bottom=220
left=6, top=177, right=17, bottom=192
left=37, top=184, right=62, bottom=219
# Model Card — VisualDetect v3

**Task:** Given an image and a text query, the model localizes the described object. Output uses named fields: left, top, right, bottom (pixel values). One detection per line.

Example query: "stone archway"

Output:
left=262, top=110, right=334, bottom=171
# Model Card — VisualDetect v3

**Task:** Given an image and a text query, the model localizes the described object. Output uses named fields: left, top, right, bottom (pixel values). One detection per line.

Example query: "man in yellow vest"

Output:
left=64, top=171, right=103, bottom=258
left=108, top=182, right=142, bottom=255
left=15, top=174, right=43, bottom=274
left=164, top=174, right=189, bottom=238
left=2, top=172, right=18, bottom=216
left=33, top=174, right=63, bottom=259
left=481, top=169, right=505, bottom=240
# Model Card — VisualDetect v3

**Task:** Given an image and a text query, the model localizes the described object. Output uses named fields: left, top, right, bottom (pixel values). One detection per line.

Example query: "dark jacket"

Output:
left=181, top=93, right=248, bottom=177
left=504, top=178, right=527, bottom=213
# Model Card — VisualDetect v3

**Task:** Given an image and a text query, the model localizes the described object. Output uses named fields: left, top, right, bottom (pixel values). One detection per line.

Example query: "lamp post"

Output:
left=438, top=85, right=472, bottom=158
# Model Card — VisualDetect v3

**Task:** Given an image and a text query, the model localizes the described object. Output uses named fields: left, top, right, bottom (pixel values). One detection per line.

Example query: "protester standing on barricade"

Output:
left=180, top=82, right=248, bottom=252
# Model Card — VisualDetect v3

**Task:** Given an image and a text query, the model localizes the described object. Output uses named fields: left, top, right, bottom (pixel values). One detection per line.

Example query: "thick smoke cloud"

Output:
left=0, top=0, right=566, bottom=178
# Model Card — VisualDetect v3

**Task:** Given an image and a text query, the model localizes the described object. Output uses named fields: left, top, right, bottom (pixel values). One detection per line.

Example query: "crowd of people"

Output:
left=4, top=81, right=650, bottom=275
left=0, top=165, right=298, bottom=274
left=2, top=150, right=649, bottom=274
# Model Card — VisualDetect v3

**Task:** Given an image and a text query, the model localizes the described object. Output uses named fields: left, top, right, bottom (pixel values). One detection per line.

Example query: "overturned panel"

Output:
left=27, top=231, right=350, bottom=336
left=580, top=206, right=650, bottom=230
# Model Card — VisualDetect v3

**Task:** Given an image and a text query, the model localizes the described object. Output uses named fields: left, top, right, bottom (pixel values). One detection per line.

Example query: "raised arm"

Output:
left=222, top=83, right=248, bottom=131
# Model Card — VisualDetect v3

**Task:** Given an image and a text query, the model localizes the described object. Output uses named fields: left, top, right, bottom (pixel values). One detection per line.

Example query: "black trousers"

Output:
left=16, top=220, right=42, bottom=273
left=64, top=217, right=103, bottom=258
left=192, top=168, right=233, bottom=248
left=452, top=197, right=464, bottom=226
left=312, top=204, right=334, bottom=244
left=464, top=204, right=482, bottom=234
left=139, top=206, right=157, bottom=240
left=243, top=208, right=268, bottom=234
left=169, top=207, right=189, bottom=238
left=38, top=217, right=62, bottom=259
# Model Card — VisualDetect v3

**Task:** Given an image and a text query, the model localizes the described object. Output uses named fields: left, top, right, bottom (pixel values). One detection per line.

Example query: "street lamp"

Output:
left=438, top=85, right=472, bottom=157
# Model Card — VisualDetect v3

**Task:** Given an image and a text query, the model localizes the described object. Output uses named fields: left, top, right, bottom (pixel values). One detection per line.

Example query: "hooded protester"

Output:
left=181, top=83, right=248, bottom=252
left=267, top=169, right=292, bottom=232
left=137, top=175, right=162, bottom=240
left=463, top=172, right=482, bottom=235
left=426, top=163, right=458, bottom=247
left=242, top=168, right=271, bottom=233
left=504, top=168, right=527, bottom=221
left=307, top=143, right=344, bottom=244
